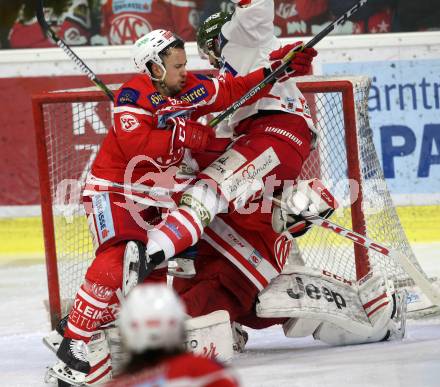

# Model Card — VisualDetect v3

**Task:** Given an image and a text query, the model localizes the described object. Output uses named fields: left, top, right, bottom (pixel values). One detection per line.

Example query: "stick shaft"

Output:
left=271, top=197, right=440, bottom=305
left=36, top=0, right=114, bottom=102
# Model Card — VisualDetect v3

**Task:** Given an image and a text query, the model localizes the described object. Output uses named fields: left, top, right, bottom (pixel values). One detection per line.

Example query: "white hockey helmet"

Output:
left=119, top=284, right=186, bottom=353
left=132, top=29, right=184, bottom=81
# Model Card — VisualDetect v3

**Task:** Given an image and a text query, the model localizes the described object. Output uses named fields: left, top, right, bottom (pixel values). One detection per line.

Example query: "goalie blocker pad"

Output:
left=257, top=266, right=404, bottom=345
left=184, top=310, right=234, bottom=362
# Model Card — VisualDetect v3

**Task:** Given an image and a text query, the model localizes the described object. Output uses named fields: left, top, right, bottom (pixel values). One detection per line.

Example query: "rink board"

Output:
left=1, top=205, right=439, bottom=262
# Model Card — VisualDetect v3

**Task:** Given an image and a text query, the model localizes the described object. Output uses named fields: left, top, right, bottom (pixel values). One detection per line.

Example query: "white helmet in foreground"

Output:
left=132, top=29, right=184, bottom=81
left=119, top=284, right=186, bottom=354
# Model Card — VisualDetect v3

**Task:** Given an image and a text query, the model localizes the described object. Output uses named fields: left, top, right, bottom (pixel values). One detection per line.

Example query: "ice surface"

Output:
left=0, top=243, right=439, bottom=386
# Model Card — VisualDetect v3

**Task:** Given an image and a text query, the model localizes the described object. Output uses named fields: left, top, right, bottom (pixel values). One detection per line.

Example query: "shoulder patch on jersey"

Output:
left=223, top=61, right=237, bottom=77
left=179, top=85, right=208, bottom=104
left=119, top=113, right=140, bottom=132
left=117, top=88, right=140, bottom=106
left=147, top=92, right=167, bottom=107
left=194, top=73, right=211, bottom=81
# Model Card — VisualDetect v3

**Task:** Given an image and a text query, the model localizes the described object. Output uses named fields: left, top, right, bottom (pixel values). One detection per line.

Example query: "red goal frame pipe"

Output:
left=32, top=91, right=109, bottom=327
left=298, top=80, right=370, bottom=279
left=32, top=96, right=61, bottom=328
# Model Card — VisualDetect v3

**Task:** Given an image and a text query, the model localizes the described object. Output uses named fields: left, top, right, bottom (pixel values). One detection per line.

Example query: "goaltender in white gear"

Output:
left=264, top=180, right=407, bottom=345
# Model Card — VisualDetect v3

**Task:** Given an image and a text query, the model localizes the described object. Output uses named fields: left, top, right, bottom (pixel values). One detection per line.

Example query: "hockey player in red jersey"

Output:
left=105, top=283, right=239, bottom=387
left=9, top=0, right=92, bottom=48
left=45, top=27, right=306, bottom=385
left=99, top=0, right=201, bottom=45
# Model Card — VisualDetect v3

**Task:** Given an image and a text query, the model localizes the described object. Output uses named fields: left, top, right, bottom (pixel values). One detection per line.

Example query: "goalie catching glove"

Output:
left=269, top=41, right=318, bottom=82
left=272, top=179, right=338, bottom=237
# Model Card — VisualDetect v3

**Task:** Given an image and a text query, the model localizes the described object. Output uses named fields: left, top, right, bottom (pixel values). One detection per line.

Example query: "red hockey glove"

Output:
left=168, top=116, right=214, bottom=152
left=269, top=41, right=318, bottom=82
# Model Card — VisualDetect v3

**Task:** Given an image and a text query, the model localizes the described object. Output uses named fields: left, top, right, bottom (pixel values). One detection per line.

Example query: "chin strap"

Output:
left=148, top=62, right=167, bottom=83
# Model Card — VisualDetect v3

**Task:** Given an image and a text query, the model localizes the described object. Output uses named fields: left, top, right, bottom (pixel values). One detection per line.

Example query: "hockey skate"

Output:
left=43, top=315, right=68, bottom=353
left=45, top=330, right=115, bottom=386
left=43, top=316, right=114, bottom=354
left=232, top=322, right=248, bottom=353
left=387, top=288, right=408, bottom=341
left=168, top=245, right=198, bottom=278
left=46, top=338, right=91, bottom=386
left=122, top=241, right=144, bottom=296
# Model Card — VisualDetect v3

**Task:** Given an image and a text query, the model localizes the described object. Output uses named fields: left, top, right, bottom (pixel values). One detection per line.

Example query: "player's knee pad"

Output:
left=185, top=146, right=280, bottom=221
left=184, top=310, right=234, bottom=362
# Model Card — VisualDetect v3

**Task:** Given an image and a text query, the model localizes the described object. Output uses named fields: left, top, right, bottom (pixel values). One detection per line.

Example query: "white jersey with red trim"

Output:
left=203, top=214, right=294, bottom=291
left=220, top=0, right=316, bottom=133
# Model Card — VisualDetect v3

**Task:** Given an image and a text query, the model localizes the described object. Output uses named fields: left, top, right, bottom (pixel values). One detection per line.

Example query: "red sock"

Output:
left=64, top=280, right=114, bottom=342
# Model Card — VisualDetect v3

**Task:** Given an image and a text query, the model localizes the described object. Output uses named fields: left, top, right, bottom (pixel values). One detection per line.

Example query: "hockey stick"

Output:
left=208, top=0, right=368, bottom=127
left=36, top=0, right=115, bottom=102
left=271, top=197, right=440, bottom=306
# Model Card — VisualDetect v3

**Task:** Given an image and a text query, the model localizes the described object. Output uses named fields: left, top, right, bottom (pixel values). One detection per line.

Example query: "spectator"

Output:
left=328, top=0, right=396, bottom=34
left=199, top=0, right=235, bottom=21
left=98, top=0, right=201, bottom=45
left=105, top=284, right=239, bottom=387
left=393, top=0, right=440, bottom=32
left=8, top=0, right=93, bottom=48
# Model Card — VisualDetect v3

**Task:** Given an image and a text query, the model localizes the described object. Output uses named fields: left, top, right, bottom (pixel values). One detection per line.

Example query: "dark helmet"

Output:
left=196, top=11, right=232, bottom=60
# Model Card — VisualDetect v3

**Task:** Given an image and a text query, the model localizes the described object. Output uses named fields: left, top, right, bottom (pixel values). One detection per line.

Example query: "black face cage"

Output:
left=204, top=37, right=221, bottom=59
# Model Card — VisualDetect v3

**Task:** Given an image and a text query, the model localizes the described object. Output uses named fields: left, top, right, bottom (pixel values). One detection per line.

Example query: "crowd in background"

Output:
left=0, top=0, right=439, bottom=49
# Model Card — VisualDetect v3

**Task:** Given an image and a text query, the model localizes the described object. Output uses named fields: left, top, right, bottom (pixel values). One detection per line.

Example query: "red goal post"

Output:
left=32, top=76, right=432, bottom=328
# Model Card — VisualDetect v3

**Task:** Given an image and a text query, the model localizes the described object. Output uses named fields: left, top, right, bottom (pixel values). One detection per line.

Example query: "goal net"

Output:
left=32, top=76, right=434, bottom=327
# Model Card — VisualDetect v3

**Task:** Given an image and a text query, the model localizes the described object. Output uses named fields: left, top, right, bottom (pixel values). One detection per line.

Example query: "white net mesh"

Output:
left=292, top=76, right=428, bottom=289
left=34, top=76, right=429, bottom=317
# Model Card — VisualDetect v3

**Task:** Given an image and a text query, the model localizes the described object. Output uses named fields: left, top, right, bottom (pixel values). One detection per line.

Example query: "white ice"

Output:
left=0, top=243, right=439, bottom=386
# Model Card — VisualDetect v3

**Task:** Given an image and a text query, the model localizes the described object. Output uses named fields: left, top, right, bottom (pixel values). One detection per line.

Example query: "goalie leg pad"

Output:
left=314, top=273, right=408, bottom=346
left=84, top=330, right=112, bottom=385
left=184, top=310, right=234, bottom=362
left=283, top=318, right=322, bottom=338
left=256, top=266, right=370, bottom=333
left=104, top=326, right=129, bottom=377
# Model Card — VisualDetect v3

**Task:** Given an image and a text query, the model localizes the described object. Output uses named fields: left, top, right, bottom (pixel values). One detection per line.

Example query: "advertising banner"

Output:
left=1, top=32, right=440, bottom=214
left=322, top=59, right=440, bottom=205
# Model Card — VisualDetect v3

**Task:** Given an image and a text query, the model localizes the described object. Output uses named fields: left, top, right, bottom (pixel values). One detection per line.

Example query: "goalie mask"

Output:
left=132, top=29, right=185, bottom=81
left=119, top=284, right=186, bottom=353
left=196, top=11, right=232, bottom=68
